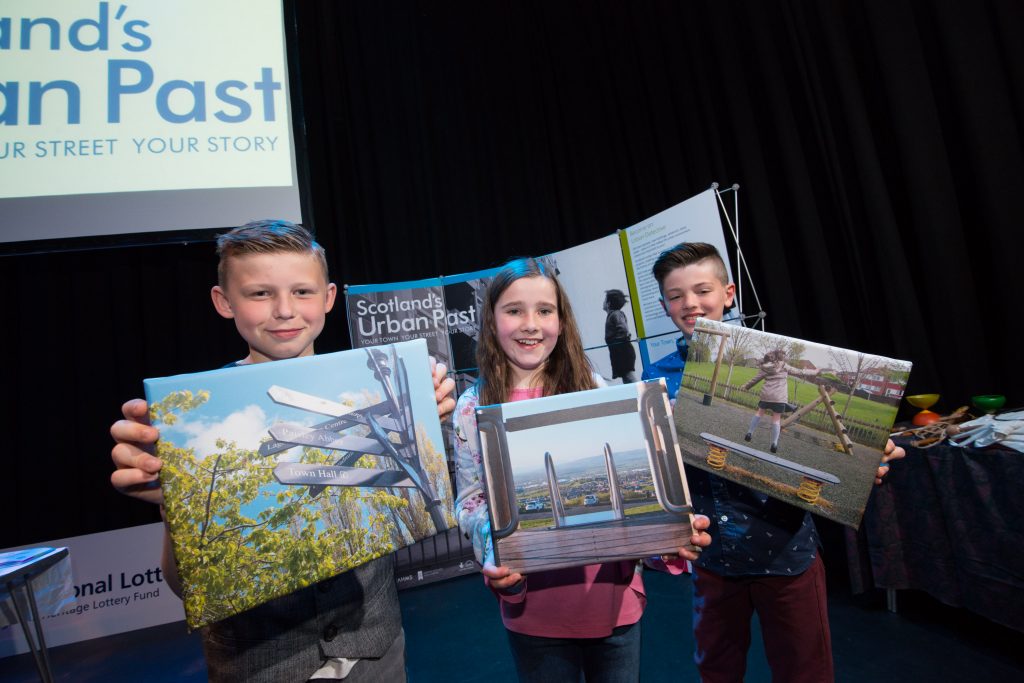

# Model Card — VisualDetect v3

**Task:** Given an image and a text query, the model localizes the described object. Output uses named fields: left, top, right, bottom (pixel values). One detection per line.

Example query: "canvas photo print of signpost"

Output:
left=673, top=319, right=912, bottom=528
left=477, top=380, right=696, bottom=574
left=143, top=339, right=454, bottom=629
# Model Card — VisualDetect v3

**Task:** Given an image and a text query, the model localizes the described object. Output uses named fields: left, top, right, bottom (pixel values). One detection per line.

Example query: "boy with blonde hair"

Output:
left=111, top=220, right=454, bottom=682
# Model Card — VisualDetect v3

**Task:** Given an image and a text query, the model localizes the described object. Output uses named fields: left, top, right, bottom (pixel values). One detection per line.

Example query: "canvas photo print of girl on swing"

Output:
left=673, top=319, right=912, bottom=528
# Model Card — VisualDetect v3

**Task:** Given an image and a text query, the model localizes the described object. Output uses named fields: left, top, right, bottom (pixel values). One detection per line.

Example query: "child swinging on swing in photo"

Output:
left=741, top=348, right=821, bottom=454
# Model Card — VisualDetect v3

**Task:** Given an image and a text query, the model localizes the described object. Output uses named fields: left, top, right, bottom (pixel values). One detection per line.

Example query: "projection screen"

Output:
left=0, top=0, right=306, bottom=249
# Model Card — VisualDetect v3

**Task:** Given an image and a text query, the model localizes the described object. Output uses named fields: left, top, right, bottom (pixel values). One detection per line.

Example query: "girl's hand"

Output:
left=430, top=357, right=457, bottom=418
left=482, top=562, right=524, bottom=591
left=661, top=514, right=712, bottom=561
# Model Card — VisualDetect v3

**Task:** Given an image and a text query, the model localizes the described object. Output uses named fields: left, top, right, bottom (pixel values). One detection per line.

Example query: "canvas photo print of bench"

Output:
left=673, top=319, right=912, bottom=528
left=144, top=339, right=454, bottom=629
left=476, top=380, right=696, bottom=574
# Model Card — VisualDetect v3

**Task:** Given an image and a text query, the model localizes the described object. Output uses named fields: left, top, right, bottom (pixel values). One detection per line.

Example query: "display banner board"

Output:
left=621, top=189, right=734, bottom=341
left=541, top=234, right=641, bottom=383
left=620, top=190, right=736, bottom=368
left=342, top=189, right=742, bottom=584
left=0, top=523, right=185, bottom=658
left=345, top=268, right=501, bottom=375
left=345, top=189, right=739, bottom=384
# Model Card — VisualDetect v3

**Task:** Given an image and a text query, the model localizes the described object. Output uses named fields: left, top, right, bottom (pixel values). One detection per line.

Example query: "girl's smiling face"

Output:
left=493, top=276, right=562, bottom=388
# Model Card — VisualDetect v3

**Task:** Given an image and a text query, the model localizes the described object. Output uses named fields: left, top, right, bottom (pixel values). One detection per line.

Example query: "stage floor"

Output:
left=2, top=570, right=1022, bottom=681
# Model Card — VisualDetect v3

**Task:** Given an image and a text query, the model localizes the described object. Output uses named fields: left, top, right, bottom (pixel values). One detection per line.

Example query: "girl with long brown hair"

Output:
left=454, top=257, right=709, bottom=681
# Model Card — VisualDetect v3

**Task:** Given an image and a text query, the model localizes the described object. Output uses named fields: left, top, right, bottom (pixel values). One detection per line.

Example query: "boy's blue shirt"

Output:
left=641, top=336, right=689, bottom=397
left=644, top=336, right=819, bottom=577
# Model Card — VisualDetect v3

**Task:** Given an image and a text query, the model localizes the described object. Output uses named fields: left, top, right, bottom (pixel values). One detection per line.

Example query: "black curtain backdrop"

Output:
left=3, top=0, right=1020, bottom=552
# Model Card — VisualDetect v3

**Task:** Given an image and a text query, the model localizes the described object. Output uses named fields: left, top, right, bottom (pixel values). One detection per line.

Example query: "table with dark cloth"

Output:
left=845, top=437, right=1024, bottom=632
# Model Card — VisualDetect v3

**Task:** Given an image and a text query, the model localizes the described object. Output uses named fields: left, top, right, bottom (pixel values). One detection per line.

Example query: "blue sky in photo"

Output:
left=498, top=383, right=653, bottom=473
left=144, top=339, right=442, bottom=462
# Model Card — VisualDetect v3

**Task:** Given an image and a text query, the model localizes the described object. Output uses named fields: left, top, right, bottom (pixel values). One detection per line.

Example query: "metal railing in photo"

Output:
left=480, top=381, right=692, bottom=540
left=476, top=381, right=697, bottom=573
left=543, top=444, right=626, bottom=529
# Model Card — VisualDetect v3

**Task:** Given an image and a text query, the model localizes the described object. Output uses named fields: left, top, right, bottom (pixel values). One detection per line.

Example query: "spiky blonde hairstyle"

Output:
left=215, top=220, right=328, bottom=288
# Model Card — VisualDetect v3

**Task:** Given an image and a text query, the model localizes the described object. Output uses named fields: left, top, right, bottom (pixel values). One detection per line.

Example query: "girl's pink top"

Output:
left=454, top=382, right=646, bottom=638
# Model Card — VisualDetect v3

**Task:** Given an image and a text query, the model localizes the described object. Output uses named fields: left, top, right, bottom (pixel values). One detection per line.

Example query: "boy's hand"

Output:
left=875, top=439, right=904, bottom=485
left=431, top=357, right=456, bottom=418
left=482, top=562, right=524, bottom=591
left=110, top=399, right=164, bottom=505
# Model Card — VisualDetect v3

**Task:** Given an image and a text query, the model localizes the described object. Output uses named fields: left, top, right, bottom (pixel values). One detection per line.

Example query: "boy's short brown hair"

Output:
left=216, top=220, right=329, bottom=288
left=651, top=242, right=730, bottom=292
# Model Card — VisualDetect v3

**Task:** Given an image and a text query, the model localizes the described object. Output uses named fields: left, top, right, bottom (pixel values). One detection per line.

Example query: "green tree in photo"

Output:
left=152, top=390, right=418, bottom=627
left=689, top=335, right=712, bottom=363
left=828, top=349, right=887, bottom=419
left=722, top=326, right=757, bottom=392
left=378, top=424, right=456, bottom=544
left=787, top=341, right=807, bottom=365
